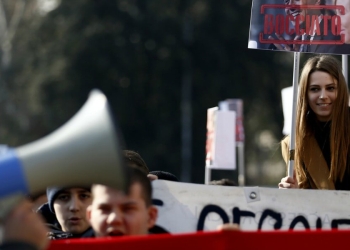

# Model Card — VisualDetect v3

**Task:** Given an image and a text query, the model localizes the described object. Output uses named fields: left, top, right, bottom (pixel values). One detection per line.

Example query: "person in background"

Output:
left=123, top=150, right=149, bottom=175
left=30, top=192, right=48, bottom=213
left=148, top=171, right=179, bottom=182
left=123, top=150, right=179, bottom=182
left=38, top=186, right=93, bottom=239
left=279, top=55, right=350, bottom=190
left=86, top=169, right=160, bottom=237
left=209, top=179, right=236, bottom=186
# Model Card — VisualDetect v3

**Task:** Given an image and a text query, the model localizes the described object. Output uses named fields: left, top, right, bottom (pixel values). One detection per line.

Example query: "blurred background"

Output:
left=0, top=0, right=344, bottom=186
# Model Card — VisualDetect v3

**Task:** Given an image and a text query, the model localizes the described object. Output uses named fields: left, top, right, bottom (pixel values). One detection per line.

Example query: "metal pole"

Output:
left=205, top=166, right=211, bottom=184
left=288, top=52, right=300, bottom=178
left=237, top=142, right=245, bottom=186
left=342, top=55, right=348, bottom=87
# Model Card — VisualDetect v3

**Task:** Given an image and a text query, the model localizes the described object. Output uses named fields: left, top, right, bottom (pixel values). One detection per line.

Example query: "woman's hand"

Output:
left=278, top=176, right=299, bottom=189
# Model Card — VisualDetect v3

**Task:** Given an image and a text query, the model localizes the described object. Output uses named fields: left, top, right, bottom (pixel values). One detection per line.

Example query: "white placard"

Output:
left=211, top=111, right=236, bottom=169
left=153, top=180, right=350, bottom=233
left=205, top=109, right=236, bottom=170
left=281, top=86, right=293, bottom=135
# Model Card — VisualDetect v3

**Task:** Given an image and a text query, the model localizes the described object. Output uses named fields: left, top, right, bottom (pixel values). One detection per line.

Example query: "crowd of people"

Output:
left=0, top=48, right=349, bottom=249
left=0, top=149, right=238, bottom=250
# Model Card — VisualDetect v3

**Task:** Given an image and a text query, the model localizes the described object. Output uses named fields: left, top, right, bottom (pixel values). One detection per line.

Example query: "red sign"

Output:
left=260, top=5, right=345, bottom=45
left=248, top=1, right=350, bottom=54
left=48, top=230, right=350, bottom=250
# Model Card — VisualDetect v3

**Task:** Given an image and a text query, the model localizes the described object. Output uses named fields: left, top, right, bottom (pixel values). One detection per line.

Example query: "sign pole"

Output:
left=237, top=142, right=245, bottom=186
left=288, top=52, right=300, bottom=178
left=342, top=55, right=348, bottom=87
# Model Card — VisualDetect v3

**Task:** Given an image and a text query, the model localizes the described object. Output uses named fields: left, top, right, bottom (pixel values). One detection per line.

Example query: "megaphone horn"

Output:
left=0, top=89, right=128, bottom=210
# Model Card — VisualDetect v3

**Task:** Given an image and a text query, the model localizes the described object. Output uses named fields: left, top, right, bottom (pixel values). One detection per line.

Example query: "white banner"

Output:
left=153, top=180, right=350, bottom=233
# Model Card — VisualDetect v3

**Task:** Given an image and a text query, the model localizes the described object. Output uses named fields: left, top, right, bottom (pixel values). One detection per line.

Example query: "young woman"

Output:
left=279, top=55, right=350, bottom=190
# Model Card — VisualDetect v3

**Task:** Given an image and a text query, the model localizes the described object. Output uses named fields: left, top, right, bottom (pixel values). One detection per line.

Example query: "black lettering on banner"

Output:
left=152, top=199, right=164, bottom=206
left=197, top=205, right=230, bottom=231
left=153, top=197, right=350, bottom=231
left=232, top=207, right=255, bottom=224
left=316, top=218, right=322, bottom=229
left=258, top=209, right=282, bottom=230
left=289, top=215, right=310, bottom=230
left=331, top=219, right=350, bottom=229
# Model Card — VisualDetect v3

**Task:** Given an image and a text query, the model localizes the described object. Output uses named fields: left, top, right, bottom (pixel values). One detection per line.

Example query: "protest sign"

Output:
left=153, top=180, right=350, bottom=233
left=205, top=107, right=236, bottom=170
left=281, top=86, right=293, bottom=135
left=248, top=0, right=350, bottom=54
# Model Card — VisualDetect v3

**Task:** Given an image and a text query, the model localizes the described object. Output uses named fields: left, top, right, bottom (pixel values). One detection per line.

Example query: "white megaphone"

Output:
left=0, top=89, right=129, bottom=217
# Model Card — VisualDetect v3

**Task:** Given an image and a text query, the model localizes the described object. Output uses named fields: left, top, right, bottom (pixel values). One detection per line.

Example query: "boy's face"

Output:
left=87, top=183, right=157, bottom=237
left=53, top=188, right=92, bottom=234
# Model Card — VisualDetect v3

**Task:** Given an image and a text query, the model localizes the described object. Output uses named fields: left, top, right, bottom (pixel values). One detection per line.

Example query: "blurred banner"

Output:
left=205, top=107, right=236, bottom=170
left=153, top=180, right=350, bottom=233
left=248, top=0, right=350, bottom=54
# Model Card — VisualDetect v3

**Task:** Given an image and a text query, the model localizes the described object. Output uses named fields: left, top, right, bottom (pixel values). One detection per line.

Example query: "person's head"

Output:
left=296, top=55, right=350, bottom=184
left=284, top=0, right=324, bottom=27
left=46, top=187, right=92, bottom=234
left=87, top=169, right=158, bottom=237
left=123, top=150, right=149, bottom=175
left=335, top=0, right=350, bottom=43
left=298, top=55, right=347, bottom=123
left=148, top=171, right=179, bottom=182
left=29, top=192, right=48, bottom=212
left=209, top=179, right=237, bottom=186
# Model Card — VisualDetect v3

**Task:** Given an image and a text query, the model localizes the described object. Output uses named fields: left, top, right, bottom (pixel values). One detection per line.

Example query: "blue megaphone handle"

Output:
left=0, top=149, right=29, bottom=198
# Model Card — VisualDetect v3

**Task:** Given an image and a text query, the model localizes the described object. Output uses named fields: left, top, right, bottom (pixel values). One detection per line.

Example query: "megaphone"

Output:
left=0, top=89, right=128, bottom=217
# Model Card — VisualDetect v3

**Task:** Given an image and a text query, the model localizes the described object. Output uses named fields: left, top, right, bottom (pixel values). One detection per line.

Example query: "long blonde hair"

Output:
left=295, top=55, right=350, bottom=185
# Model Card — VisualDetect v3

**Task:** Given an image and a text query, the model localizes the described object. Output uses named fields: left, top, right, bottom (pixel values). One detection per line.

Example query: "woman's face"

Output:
left=307, top=71, right=337, bottom=122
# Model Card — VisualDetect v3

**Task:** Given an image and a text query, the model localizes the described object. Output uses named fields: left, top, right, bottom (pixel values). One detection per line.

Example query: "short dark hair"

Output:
left=46, top=186, right=91, bottom=213
left=209, top=178, right=236, bottom=186
left=123, top=150, right=149, bottom=175
left=129, top=168, right=152, bottom=207
left=149, top=171, right=179, bottom=182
